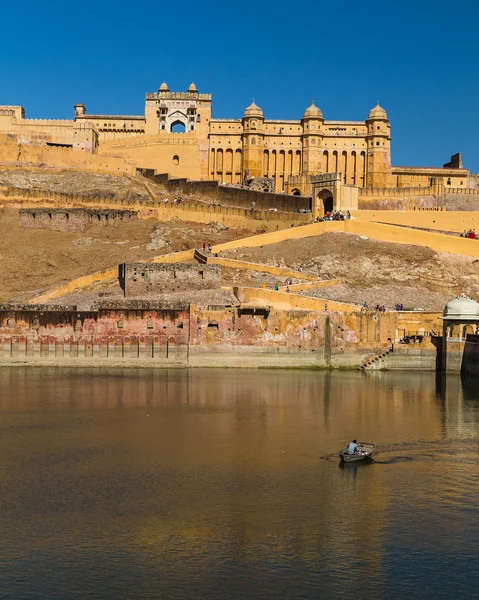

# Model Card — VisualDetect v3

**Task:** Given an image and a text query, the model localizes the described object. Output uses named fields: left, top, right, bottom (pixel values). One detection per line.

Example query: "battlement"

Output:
left=17, top=118, right=75, bottom=126
left=146, top=92, right=212, bottom=101
left=19, top=207, right=137, bottom=232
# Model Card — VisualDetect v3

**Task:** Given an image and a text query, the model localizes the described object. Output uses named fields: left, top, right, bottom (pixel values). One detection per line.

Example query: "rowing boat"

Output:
left=339, top=442, right=376, bottom=463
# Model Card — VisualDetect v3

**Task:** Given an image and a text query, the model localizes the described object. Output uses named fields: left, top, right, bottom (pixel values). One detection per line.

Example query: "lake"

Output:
left=0, top=368, right=477, bottom=599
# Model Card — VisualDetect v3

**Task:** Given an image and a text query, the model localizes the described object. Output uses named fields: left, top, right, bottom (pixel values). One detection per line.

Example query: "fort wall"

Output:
left=19, top=208, right=137, bottom=232
left=0, top=135, right=136, bottom=175
left=148, top=172, right=311, bottom=212
left=119, top=262, right=222, bottom=297
left=0, top=184, right=312, bottom=231
left=0, top=303, right=444, bottom=369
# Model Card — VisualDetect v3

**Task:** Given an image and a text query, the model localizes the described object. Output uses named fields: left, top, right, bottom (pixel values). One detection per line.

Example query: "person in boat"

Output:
left=347, top=439, right=359, bottom=454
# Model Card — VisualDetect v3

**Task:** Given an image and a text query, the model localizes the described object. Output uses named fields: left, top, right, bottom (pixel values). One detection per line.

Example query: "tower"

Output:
left=242, top=101, right=265, bottom=179
left=301, top=101, right=324, bottom=176
left=366, top=103, right=391, bottom=188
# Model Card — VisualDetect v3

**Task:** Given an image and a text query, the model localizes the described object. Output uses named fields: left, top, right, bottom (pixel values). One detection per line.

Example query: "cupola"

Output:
left=188, top=82, right=198, bottom=93
left=159, top=82, right=169, bottom=92
left=367, top=103, right=388, bottom=120
left=243, top=101, right=264, bottom=119
left=443, top=293, right=479, bottom=320
left=303, top=101, right=323, bottom=119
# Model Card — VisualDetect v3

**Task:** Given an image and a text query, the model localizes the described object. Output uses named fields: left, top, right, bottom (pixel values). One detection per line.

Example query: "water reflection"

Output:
left=0, top=368, right=477, bottom=599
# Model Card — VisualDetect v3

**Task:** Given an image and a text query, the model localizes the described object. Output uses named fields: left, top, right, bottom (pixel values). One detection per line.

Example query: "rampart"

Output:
left=19, top=208, right=138, bottom=232
left=0, top=185, right=312, bottom=231
left=119, top=262, right=222, bottom=297
left=144, top=172, right=312, bottom=212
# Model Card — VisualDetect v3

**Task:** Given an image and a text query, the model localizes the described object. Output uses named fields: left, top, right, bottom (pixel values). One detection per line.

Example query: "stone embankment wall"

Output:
left=358, top=184, right=479, bottom=211
left=0, top=303, right=445, bottom=369
left=119, top=262, right=222, bottom=297
left=444, top=189, right=479, bottom=211
left=19, top=208, right=137, bottom=232
left=145, top=172, right=312, bottom=212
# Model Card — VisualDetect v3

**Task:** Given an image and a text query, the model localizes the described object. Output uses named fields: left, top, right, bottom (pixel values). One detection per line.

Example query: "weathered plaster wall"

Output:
left=0, top=304, right=443, bottom=369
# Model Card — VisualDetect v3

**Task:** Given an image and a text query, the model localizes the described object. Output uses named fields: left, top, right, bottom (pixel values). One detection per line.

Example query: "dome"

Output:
left=303, top=101, right=323, bottom=119
left=443, top=293, right=479, bottom=320
left=243, top=101, right=264, bottom=118
left=188, top=82, right=198, bottom=92
left=159, top=82, right=169, bottom=91
left=368, top=103, right=388, bottom=120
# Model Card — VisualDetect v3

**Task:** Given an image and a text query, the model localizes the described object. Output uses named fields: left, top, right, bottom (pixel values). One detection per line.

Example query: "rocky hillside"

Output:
left=222, top=231, right=479, bottom=310
left=0, top=209, right=247, bottom=302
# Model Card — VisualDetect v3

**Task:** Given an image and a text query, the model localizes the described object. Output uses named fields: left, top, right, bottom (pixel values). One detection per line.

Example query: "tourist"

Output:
left=347, top=210, right=351, bottom=220
left=347, top=439, right=359, bottom=455
left=202, top=242, right=206, bottom=251
left=208, top=243, right=212, bottom=252
left=251, top=201, right=256, bottom=210
left=273, top=285, right=279, bottom=291
left=286, top=286, right=290, bottom=293
left=325, top=303, right=328, bottom=310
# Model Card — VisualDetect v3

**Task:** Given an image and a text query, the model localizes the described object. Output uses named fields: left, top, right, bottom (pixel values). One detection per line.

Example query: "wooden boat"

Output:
left=339, top=442, right=376, bottom=463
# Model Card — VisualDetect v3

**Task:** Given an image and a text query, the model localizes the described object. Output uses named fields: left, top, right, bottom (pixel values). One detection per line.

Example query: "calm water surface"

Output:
left=0, top=368, right=478, bottom=599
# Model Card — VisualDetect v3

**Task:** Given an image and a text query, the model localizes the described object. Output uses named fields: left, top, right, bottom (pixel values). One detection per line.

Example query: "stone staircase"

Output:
left=359, top=347, right=393, bottom=371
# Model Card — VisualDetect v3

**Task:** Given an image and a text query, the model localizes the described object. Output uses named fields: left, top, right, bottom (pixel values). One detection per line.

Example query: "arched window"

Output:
left=173, top=155, right=179, bottom=166
left=251, top=137, right=256, bottom=145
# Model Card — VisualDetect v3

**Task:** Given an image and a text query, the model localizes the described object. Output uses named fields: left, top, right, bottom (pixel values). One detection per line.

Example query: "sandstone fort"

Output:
left=0, top=81, right=475, bottom=203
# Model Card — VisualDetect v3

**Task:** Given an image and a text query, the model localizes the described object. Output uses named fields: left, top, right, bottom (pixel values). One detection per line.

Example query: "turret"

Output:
left=74, top=103, right=86, bottom=118
left=366, top=103, right=391, bottom=188
left=242, top=101, right=265, bottom=178
left=301, top=101, right=324, bottom=175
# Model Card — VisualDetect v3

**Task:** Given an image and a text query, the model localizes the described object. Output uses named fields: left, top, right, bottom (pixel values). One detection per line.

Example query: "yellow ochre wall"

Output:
left=2, top=84, right=471, bottom=195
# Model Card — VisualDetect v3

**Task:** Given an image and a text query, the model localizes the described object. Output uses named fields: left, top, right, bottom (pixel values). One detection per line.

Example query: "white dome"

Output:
left=443, top=293, right=479, bottom=320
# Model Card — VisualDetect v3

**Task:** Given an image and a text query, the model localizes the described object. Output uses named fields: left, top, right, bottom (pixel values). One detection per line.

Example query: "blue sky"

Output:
left=1, top=0, right=478, bottom=170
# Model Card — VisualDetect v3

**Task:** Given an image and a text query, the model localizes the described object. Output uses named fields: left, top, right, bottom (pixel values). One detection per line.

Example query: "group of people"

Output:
left=460, top=229, right=477, bottom=239
left=161, top=196, right=184, bottom=205
left=361, top=302, right=404, bottom=312
left=295, top=208, right=312, bottom=214
left=317, top=210, right=351, bottom=222
left=211, top=201, right=222, bottom=207
left=202, top=242, right=213, bottom=253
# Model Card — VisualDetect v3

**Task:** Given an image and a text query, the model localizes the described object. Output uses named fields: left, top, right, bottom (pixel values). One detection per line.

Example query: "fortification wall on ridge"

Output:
left=19, top=208, right=138, bottom=232
left=147, top=172, right=311, bottom=212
